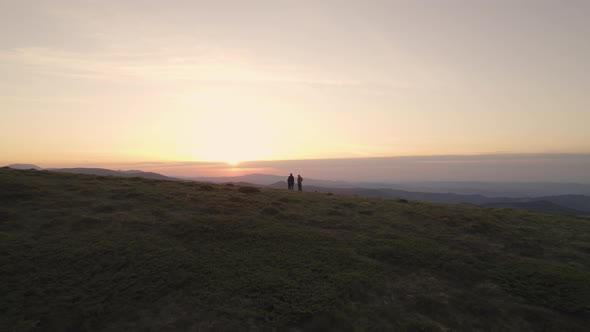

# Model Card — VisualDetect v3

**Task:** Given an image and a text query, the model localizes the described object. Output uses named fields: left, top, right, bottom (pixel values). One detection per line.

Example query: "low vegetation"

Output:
left=1, top=168, right=589, bottom=331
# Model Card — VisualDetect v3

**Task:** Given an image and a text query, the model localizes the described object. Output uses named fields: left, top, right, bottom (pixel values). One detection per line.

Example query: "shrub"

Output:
left=238, top=186, right=260, bottom=193
left=228, top=196, right=243, bottom=202
left=260, top=207, right=280, bottom=216
left=402, top=319, right=444, bottom=332
left=93, top=204, right=117, bottom=213
left=327, top=209, right=344, bottom=216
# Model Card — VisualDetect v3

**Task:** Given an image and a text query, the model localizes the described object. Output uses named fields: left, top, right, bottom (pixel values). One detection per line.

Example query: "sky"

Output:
left=1, top=0, right=589, bottom=180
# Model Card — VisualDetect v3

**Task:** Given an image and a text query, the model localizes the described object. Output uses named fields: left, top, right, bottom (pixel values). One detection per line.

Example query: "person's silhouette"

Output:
left=287, top=173, right=295, bottom=190
left=297, top=174, right=303, bottom=191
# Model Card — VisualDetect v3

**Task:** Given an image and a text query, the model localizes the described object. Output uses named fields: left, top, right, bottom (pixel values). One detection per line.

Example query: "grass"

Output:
left=1, top=168, right=589, bottom=331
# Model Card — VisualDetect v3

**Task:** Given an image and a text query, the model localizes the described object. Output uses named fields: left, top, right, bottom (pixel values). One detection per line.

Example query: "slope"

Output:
left=268, top=182, right=590, bottom=215
left=482, top=200, right=585, bottom=215
left=1, top=168, right=589, bottom=331
left=49, top=167, right=174, bottom=181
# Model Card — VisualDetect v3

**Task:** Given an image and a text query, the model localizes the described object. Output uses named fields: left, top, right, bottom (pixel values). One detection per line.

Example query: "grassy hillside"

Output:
left=1, top=168, right=589, bottom=331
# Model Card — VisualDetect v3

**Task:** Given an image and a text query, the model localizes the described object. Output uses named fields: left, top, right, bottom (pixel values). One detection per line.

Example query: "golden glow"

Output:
left=1, top=1, right=589, bottom=168
left=189, top=106, right=280, bottom=163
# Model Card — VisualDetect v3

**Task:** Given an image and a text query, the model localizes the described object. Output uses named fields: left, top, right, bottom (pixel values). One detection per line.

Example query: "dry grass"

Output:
left=1, top=168, right=589, bottom=331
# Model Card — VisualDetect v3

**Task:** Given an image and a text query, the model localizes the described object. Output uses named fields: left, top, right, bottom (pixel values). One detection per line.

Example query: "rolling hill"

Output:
left=4, top=165, right=175, bottom=181
left=268, top=182, right=590, bottom=215
left=1, top=168, right=589, bottom=331
left=48, top=168, right=175, bottom=181
left=4, top=164, right=42, bottom=170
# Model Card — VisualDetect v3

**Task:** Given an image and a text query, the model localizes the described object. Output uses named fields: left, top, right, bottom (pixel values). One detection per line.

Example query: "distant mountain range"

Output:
left=4, top=164, right=42, bottom=170
left=49, top=168, right=174, bottom=180
left=192, top=174, right=590, bottom=197
left=194, top=174, right=590, bottom=215
left=266, top=182, right=590, bottom=215
left=187, top=174, right=356, bottom=188
left=5, top=165, right=589, bottom=215
left=4, top=164, right=173, bottom=181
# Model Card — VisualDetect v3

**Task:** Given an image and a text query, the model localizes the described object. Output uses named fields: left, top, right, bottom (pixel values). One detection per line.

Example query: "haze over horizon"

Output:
left=6, top=153, right=590, bottom=184
left=2, top=1, right=589, bottom=176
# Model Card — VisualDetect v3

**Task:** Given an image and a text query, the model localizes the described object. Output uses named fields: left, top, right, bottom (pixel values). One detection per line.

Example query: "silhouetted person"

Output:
left=287, top=173, right=295, bottom=190
left=297, top=174, right=303, bottom=191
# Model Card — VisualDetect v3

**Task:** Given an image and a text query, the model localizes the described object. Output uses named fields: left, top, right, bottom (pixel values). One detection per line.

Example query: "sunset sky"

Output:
left=1, top=1, right=589, bottom=175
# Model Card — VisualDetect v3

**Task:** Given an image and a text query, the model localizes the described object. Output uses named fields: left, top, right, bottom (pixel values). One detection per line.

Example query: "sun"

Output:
left=188, top=109, right=280, bottom=164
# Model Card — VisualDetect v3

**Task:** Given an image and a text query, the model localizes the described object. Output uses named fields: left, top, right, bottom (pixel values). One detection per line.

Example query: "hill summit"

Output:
left=1, top=168, right=589, bottom=331
left=4, top=163, right=42, bottom=170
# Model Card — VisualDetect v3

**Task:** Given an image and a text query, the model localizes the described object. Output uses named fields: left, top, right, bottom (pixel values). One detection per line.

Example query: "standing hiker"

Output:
left=297, top=174, right=303, bottom=191
left=287, top=173, right=295, bottom=190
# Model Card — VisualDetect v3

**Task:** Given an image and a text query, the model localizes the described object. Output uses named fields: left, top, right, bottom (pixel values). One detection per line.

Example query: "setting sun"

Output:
left=183, top=105, right=284, bottom=163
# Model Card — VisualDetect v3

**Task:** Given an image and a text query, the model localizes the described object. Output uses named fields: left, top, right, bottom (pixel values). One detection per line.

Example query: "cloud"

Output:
left=0, top=46, right=359, bottom=87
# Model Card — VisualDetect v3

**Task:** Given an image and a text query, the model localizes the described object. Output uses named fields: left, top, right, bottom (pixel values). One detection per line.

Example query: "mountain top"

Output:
left=1, top=168, right=589, bottom=331
left=49, top=167, right=173, bottom=181
left=4, top=163, right=42, bottom=170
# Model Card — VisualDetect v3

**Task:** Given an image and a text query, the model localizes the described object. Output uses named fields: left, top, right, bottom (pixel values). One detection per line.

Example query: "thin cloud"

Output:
left=0, top=46, right=359, bottom=87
